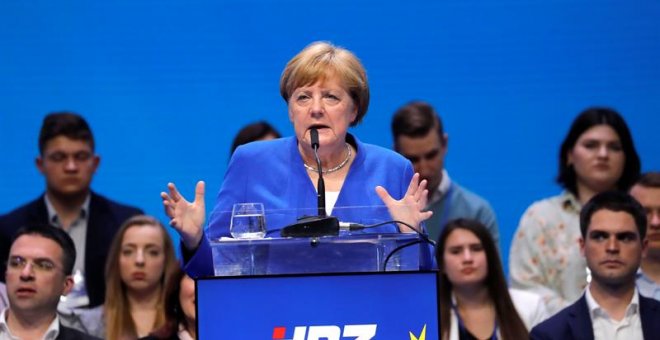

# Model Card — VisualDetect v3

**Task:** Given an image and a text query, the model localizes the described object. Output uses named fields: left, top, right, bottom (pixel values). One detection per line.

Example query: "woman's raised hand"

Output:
left=161, top=181, right=206, bottom=250
left=375, top=173, right=433, bottom=233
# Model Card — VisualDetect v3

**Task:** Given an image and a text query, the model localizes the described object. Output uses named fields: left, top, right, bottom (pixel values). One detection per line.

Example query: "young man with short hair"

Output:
left=391, top=101, right=499, bottom=244
left=0, top=112, right=142, bottom=309
left=531, top=191, right=660, bottom=339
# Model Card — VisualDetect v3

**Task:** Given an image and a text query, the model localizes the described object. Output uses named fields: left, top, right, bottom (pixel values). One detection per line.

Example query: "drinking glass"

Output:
left=230, top=203, right=266, bottom=239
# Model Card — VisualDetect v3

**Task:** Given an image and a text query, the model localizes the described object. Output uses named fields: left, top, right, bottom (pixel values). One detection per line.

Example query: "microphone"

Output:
left=310, top=127, right=320, bottom=149
left=310, top=128, right=326, bottom=216
left=280, top=128, right=339, bottom=237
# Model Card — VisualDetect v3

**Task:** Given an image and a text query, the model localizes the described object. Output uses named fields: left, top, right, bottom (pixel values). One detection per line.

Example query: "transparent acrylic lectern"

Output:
left=210, top=233, right=433, bottom=276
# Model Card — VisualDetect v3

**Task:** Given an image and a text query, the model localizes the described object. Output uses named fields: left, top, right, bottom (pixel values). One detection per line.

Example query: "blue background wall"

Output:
left=2, top=0, right=659, bottom=275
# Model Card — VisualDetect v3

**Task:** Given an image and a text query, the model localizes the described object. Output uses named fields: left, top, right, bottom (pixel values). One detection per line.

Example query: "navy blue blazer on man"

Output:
left=0, top=192, right=142, bottom=307
left=57, top=323, right=102, bottom=340
left=530, top=293, right=660, bottom=340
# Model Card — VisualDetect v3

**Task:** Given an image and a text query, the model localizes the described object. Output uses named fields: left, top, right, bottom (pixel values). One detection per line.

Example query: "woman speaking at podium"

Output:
left=161, top=41, right=432, bottom=277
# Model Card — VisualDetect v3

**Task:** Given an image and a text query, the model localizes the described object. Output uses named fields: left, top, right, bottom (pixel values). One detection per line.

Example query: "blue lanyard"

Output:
left=450, top=301, right=498, bottom=340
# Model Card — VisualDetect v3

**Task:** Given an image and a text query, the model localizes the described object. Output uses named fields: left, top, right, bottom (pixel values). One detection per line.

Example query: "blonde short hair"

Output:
left=280, top=41, right=369, bottom=126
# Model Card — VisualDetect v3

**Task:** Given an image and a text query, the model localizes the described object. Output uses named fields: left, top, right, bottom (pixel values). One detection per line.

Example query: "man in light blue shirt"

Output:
left=391, top=101, right=499, bottom=245
left=631, top=172, right=660, bottom=300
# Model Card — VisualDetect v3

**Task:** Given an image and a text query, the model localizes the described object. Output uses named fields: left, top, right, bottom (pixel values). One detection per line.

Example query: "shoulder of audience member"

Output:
left=90, top=191, right=144, bottom=215
left=640, top=293, right=660, bottom=311
left=518, top=193, right=571, bottom=222
left=0, top=196, right=43, bottom=224
left=529, top=302, right=573, bottom=337
left=509, top=288, right=550, bottom=321
left=450, top=181, right=496, bottom=212
left=58, top=324, right=103, bottom=340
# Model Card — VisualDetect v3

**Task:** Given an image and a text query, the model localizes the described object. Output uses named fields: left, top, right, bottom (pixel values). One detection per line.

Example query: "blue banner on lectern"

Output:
left=196, top=271, right=440, bottom=339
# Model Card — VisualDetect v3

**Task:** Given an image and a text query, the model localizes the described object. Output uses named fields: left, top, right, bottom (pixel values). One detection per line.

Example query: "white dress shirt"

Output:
left=585, top=286, right=643, bottom=340
left=0, top=308, right=60, bottom=340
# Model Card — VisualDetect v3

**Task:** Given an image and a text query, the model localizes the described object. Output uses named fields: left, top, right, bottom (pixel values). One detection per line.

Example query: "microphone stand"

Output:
left=280, top=128, right=339, bottom=237
left=313, top=131, right=326, bottom=217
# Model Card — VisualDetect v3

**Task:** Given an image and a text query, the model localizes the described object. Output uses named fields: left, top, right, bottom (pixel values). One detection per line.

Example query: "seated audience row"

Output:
left=440, top=190, right=660, bottom=339
left=0, top=216, right=197, bottom=339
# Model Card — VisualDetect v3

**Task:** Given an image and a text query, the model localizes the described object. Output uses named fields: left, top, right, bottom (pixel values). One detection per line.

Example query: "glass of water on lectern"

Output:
left=230, top=203, right=266, bottom=239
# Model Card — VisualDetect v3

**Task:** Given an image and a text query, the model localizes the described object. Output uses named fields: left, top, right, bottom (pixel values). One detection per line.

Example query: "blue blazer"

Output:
left=184, top=134, right=417, bottom=277
left=530, top=293, right=660, bottom=340
left=0, top=192, right=142, bottom=307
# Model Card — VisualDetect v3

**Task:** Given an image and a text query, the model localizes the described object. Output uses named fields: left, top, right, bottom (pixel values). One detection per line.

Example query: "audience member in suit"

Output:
left=230, top=120, right=281, bottom=155
left=531, top=191, right=660, bottom=340
left=510, top=107, right=641, bottom=314
left=0, top=112, right=143, bottom=310
left=145, top=268, right=196, bottom=340
left=102, top=215, right=179, bottom=339
left=391, top=101, right=499, bottom=246
left=0, top=224, right=100, bottom=339
left=437, top=218, right=548, bottom=340
left=630, top=172, right=660, bottom=300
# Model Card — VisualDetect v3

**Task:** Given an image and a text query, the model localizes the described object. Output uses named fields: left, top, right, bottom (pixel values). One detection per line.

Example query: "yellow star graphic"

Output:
left=409, top=324, right=427, bottom=340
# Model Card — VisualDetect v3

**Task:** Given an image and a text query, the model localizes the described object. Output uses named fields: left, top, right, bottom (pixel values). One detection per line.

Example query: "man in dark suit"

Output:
left=531, top=191, right=660, bottom=340
left=2, top=225, right=100, bottom=339
left=0, top=112, right=142, bottom=309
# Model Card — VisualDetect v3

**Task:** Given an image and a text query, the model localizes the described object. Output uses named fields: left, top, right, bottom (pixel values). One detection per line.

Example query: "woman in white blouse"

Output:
left=509, top=107, right=641, bottom=314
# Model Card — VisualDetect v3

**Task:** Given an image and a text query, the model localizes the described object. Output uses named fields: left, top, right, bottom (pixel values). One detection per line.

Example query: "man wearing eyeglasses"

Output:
left=1, top=225, right=100, bottom=339
left=0, top=112, right=142, bottom=311
left=391, top=101, right=499, bottom=245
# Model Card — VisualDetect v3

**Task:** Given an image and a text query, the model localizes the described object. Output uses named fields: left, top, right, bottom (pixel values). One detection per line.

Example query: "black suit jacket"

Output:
left=530, top=293, right=660, bottom=340
left=57, top=323, right=102, bottom=340
left=0, top=192, right=142, bottom=307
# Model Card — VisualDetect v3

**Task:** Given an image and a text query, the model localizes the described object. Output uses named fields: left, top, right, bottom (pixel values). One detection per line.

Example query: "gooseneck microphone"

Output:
left=280, top=128, right=339, bottom=237
left=310, top=128, right=326, bottom=216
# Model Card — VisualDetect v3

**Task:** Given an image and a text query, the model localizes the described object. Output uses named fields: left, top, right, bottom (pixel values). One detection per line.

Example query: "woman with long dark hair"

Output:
left=509, top=107, right=641, bottom=314
left=438, top=218, right=547, bottom=340
left=145, top=268, right=196, bottom=340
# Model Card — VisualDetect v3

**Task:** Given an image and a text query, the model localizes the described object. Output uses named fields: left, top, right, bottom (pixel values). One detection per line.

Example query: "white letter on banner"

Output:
left=306, top=325, right=341, bottom=340
left=292, top=327, right=307, bottom=340
left=343, top=325, right=377, bottom=340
